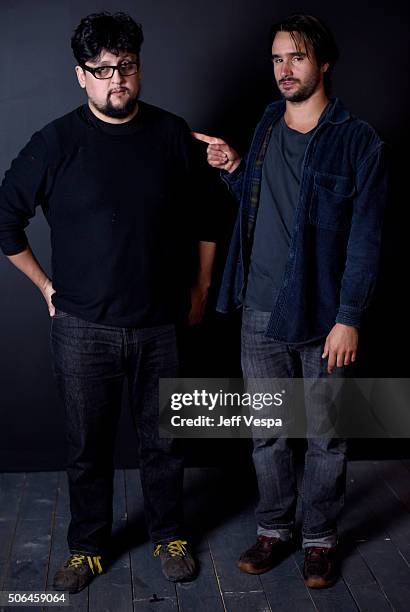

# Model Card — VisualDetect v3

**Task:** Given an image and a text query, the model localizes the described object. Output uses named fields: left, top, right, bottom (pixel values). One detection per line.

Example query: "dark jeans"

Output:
left=50, top=310, right=183, bottom=554
left=241, top=307, right=347, bottom=548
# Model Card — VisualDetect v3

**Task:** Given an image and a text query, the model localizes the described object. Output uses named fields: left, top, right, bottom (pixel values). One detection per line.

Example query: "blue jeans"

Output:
left=50, top=310, right=183, bottom=554
left=241, top=307, right=347, bottom=548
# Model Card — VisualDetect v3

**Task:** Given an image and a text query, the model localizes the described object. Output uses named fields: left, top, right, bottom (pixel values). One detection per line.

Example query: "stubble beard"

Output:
left=279, top=71, right=322, bottom=103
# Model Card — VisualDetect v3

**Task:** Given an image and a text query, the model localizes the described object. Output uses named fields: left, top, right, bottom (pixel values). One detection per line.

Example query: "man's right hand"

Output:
left=40, top=278, right=56, bottom=317
left=192, top=132, right=241, bottom=174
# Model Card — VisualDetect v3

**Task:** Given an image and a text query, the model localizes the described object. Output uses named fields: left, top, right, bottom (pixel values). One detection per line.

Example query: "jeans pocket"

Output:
left=52, top=308, right=70, bottom=319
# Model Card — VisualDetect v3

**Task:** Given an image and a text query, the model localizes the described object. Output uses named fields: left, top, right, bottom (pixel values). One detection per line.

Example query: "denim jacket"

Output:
left=217, top=98, right=387, bottom=344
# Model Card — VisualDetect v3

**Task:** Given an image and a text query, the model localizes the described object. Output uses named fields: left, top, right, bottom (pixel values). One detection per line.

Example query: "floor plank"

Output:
left=0, top=473, right=26, bottom=589
left=338, top=464, right=393, bottom=611
left=338, top=545, right=392, bottom=612
left=348, top=461, right=410, bottom=611
left=224, top=591, right=271, bottom=612
left=46, top=472, right=88, bottom=612
left=361, top=461, right=410, bottom=565
left=89, top=470, right=133, bottom=612
left=1, top=463, right=408, bottom=611
left=260, top=553, right=317, bottom=611
left=124, top=469, right=177, bottom=609
left=176, top=537, right=225, bottom=612
left=207, top=502, right=263, bottom=595
left=2, top=472, right=59, bottom=593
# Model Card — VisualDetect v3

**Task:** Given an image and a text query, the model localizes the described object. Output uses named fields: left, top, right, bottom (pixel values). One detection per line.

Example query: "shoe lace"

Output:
left=67, top=554, right=103, bottom=574
left=154, top=540, right=188, bottom=557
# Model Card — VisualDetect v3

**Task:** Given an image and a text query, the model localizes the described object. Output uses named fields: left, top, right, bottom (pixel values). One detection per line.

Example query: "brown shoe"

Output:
left=237, top=535, right=291, bottom=574
left=154, top=540, right=197, bottom=582
left=303, top=547, right=337, bottom=588
left=53, top=553, right=104, bottom=593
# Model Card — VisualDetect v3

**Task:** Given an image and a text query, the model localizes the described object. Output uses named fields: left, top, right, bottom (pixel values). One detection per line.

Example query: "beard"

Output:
left=92, top=89, right=139, bottom=119
left=279, top=71, right=321, bottom=103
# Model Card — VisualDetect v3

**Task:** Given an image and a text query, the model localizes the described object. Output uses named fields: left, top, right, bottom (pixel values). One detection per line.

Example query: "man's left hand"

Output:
left=322, top=323, right=358, bottom=374
left=188, top=284, right=209, bottom=326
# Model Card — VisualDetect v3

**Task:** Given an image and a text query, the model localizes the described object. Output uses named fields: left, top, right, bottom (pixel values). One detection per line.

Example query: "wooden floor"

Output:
left=1, top=461, right=410, bottom=611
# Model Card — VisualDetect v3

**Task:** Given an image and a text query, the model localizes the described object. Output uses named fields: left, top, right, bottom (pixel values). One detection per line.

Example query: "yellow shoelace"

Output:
left=154, top=540, right=188, bottom=557
left=68, top=554, right=103, bottom=574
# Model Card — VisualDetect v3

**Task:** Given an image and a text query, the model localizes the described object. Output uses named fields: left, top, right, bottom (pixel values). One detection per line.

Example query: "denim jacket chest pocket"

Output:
left=309, top=171, right=355, bottom=232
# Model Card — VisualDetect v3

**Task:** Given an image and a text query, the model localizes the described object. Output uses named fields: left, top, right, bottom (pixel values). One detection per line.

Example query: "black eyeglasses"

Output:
left=81, top=61, right=138, bottom=80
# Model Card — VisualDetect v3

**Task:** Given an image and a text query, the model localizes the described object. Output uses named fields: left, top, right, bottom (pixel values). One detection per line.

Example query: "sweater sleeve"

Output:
left=0, top=131, right=49, bottom=255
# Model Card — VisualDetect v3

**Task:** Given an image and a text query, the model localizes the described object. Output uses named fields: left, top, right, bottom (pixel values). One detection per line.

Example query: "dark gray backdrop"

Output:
left=1, top=0, right=408, bottom=470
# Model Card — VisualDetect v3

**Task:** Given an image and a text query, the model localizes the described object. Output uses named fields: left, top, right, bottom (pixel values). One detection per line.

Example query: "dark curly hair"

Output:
left=71, top=12, right=144, bottom=66
left=269, top=14, right=339, bottom=94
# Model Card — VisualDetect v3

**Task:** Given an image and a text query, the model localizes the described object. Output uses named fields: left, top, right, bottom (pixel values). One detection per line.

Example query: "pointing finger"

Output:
left=191, top=131, right=225, bottom=145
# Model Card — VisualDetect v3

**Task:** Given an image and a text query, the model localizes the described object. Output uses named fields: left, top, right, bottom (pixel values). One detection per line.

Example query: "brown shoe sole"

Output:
left=304, top=574, right=338, bottom=589
left=237, top=559, right=278, bottom=575
left=53, top=572, right=95, bottom=593
left=53, top=579, right=93, bottom=594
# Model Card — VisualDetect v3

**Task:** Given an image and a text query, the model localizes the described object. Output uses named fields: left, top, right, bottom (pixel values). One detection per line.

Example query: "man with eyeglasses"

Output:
left=0, top=12, right=215, bottom=592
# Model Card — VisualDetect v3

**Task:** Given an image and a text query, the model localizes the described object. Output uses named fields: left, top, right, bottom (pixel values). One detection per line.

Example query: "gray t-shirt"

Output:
left=244, top=116, right=315, bottom=311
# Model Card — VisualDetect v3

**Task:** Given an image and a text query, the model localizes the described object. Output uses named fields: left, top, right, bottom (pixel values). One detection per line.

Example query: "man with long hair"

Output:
left=194, top=14, right=387, bottom=588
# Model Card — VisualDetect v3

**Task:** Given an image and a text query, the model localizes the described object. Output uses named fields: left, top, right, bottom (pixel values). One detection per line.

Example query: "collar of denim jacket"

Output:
left=324, top=98, right=351, bottom=125
left=266, top=97, right=350, bottom=128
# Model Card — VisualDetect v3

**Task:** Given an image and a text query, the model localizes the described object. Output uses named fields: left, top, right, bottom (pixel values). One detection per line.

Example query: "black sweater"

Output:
left=0, top=102, right=213, bottom=327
